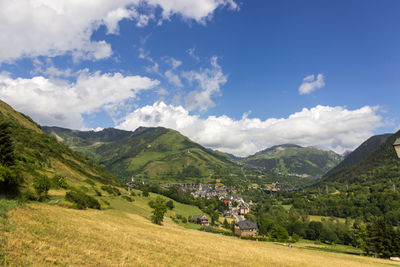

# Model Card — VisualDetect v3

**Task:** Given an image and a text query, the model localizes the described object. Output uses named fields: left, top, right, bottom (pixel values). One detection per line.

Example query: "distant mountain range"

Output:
left=240, top=144, right=344, bottom=177
left=43, top=126, right=246, bottom=185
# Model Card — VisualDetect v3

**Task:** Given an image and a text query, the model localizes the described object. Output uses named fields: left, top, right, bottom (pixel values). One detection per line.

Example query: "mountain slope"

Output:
left=323, top=130, right=400, bottom=184
left=241, top=144, right=343, bottom=177
left=43, top=126, right=246, bottom=185
left=0, top=99, right=120, bottom=196
left=323, top=133, right=392, bottom=179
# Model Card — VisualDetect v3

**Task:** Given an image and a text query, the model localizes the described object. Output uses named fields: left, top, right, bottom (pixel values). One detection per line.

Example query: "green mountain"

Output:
left=323, top=133, right=392, bottom=179
left=0, top=99, right=120, bottom=196
left=43, top=126, right=247, bottom=185
left=241, top=144, right=344, bottom=177
left=323, top=131, right=400, bottom=184
left=291, top=131, right=400, bottom=222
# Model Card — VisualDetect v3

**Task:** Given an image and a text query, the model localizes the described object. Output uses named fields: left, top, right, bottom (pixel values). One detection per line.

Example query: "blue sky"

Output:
left=0, top=0, right=398, bottom=156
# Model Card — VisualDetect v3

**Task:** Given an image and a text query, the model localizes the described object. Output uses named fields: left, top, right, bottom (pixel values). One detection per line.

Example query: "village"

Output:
left=162, top=183, right=258, bottom=237
left=127, top=177, right=260, bottom=237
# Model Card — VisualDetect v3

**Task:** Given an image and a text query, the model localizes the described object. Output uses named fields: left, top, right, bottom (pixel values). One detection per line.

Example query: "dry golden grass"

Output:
left=3, top=203, right=400, bottom=267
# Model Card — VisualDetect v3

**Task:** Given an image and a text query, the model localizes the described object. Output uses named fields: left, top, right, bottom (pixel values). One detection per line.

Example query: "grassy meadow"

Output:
left=1, top=192, right=400, bottom=266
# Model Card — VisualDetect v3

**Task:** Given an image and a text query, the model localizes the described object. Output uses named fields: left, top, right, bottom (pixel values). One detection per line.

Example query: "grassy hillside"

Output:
left=2, top=200, right=398, bottom=266
left=241, top=144, right=343, bottom=177
left=44, top=126, right=248, bottom=185
left=0, top=99, right=120, bottom=197
left=323, top=133, right=392, bottom=179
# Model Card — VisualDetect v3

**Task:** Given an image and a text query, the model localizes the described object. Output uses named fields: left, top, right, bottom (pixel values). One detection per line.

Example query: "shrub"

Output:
left=50, top=174, right=68, bottom=189
left=65, top=190, right=101, bottom=210
left=101, top=185, right=121, bottom=196
left=0, top=165, right=20, bottom=196
left=33, top=175, right=51, bottom=201
left=166, top=200, right=174, bottom=210
left=93, top=188, right=102, bottom=196
left=130, top=191, right=136, bottom=196
left=142, top=188, right=149, bottom=197
left=122, top=195, right=134, bottom=202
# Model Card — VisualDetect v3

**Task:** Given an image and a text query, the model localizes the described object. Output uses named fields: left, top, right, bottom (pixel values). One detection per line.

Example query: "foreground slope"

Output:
left=0, top=99, right=119, bottom=194
left=44, top=126, right=246, bottom=184
left=241, top=144, right=343, bottom=177
left=3, top=202, right=398, bottom=266
left=323, top=133, right=392, bottom=179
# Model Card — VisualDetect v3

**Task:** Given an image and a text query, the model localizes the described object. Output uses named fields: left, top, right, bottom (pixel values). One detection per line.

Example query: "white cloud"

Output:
left=0, top=0, right=237, bottom=63
left=165, top=70, right=184, bottom=87
left=117, top=102, right=383, bottom=157
left=0, top=71, right=159, bottom=129
left=164, top=57, right=183, bottom=87
left=183, top=56, right=227, bottom=111
left=299, top=74, right=325, bottom=95
left=147, top=0, right=238, bottom=23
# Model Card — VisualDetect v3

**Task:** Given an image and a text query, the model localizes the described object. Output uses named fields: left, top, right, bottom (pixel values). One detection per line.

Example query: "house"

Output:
left=234, top=220, right=258, bottom=236
left=192, top=215, right=209, bottom=226
left=223, top=210, right=232, bottom=217
left=223, top=198, right=231, bottom=206
left=238, top=205, right=250, bottom=215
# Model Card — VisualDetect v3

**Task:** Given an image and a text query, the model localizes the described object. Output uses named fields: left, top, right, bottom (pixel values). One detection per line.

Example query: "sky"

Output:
left=0, top=0, right=399, bottom=157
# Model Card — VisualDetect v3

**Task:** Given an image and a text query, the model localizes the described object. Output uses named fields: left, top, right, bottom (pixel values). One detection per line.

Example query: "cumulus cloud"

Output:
left=117, top=102, right=383, bottom=156
left=183, top=56, right=227, bottom=111
left=0, top=0, right=237, bottom=63
left=299, top=74, right=325, bottom=95
left=0, top=71, right=159, bottom=129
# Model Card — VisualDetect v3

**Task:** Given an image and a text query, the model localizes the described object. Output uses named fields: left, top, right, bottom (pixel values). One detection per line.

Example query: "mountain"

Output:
left=0, top=99, right=120, bottom=196
left=323, top=130, right=400, bottom=184
left=323, top=133, right=392, bottom=179
left=43, top=126, right=247, bottom=185
left=241, top=144, right=344, bottom=177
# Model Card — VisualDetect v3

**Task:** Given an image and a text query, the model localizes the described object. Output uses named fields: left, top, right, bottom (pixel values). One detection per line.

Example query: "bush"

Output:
left=122, top=195, right=134, bottom=202
left=50, top=174, right=68, bottom=189
left=142, top=188, right=149, bottom=197
left=101, top=185, right=121, bottom=196
left=166, top=200, right=174, bottom=210
left=65, top=190, right=101, bottom=210
left=130, top=191, right=136, bottom=196
left=33, top=175, right=51, bottom=201
left=0, top=165, right=20, bottom=196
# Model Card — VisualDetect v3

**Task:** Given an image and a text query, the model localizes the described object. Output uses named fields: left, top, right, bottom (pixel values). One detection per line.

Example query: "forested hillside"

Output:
left=324, top=133, right=392, bottom=179
left=287, top=131, right=400, bottom=225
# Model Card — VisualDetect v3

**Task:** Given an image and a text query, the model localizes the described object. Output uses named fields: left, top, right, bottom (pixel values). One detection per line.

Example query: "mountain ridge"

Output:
left=241, top=144, right=344, bottom=177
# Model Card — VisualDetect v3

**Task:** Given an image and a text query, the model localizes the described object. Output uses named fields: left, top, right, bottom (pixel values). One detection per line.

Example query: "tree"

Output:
left=0, top=165, right=19, bottom=196
left=0, top=122, right=15, bottom=167
left=271, top=225, right=289, bottom=242
left=223, top=218, right=230, bottom=229
left=210, top=211, right=219, bottom=226
left=33, top=175, right=51, bottom=201
left=150, top=197, right=167, bottom=225
left=142, top=188, right=149, bottom=197
left=362, top=217, right=400, bottom=258
left=166, top=200, right=174, bottom=210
